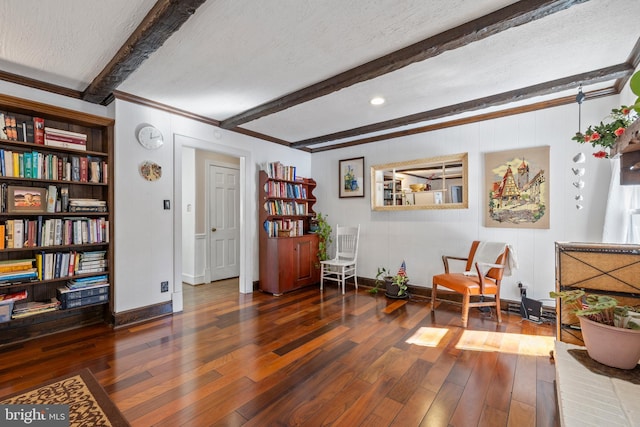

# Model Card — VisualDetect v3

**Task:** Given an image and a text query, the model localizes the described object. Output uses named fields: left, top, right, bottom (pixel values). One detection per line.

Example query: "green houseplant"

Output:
left=369, top=263, right=409, bottom=298
left=550, top=289, right=640, bottom=369
left=313, top=212, right=332, bottom=262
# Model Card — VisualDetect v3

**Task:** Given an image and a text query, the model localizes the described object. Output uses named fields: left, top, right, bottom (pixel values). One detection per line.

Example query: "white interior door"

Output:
left=209, top=164, right=240, bottom=281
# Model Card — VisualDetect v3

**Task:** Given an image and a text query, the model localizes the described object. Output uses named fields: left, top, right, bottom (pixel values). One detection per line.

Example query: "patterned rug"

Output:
left=0, top=368, right=130, bottom=426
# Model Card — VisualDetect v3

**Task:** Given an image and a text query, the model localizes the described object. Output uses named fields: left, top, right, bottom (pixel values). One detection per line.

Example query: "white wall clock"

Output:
left=136, top=125, right=164, bottom=150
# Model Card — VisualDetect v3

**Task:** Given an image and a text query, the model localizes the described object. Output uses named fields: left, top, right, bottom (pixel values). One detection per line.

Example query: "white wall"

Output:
left=311, top=96, right=621, bottom=303
left=114, top=99, right=312, bottom=313
left=1, top=78, right=629, bottom=314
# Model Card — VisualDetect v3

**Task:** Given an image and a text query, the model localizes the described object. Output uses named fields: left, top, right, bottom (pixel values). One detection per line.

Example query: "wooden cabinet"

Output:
left=258, top=169, right=319, bottom=295
left=555, top=242, right=640, bottom=345
left=0, top=94, right=114, bottom=345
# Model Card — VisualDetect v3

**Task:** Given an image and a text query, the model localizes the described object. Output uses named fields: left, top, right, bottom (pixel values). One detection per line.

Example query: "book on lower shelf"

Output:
left=12, top=298, right=60, bottom=319
left=57, top=282, right=109, bottom=309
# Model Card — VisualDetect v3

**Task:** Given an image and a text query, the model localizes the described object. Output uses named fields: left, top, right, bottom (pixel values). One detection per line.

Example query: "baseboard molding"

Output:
left=113, top=301, right=173, bottom=328
left=357, top=276, right=536, bottom=312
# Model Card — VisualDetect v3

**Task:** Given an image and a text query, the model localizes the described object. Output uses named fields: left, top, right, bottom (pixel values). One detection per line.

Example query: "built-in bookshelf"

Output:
left=259, top=163, right=320, bottom=295
left=0, top=94, right=114, bottom=345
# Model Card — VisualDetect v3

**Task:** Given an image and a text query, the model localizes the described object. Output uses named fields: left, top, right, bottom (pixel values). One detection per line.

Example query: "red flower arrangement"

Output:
left=572, top=106, right=637, bottom=158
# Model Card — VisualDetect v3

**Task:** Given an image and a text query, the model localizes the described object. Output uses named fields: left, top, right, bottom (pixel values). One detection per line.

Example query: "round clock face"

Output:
left=137, top=125, right=164, bottom=150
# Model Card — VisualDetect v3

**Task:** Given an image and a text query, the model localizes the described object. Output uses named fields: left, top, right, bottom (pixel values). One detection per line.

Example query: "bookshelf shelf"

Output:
left=259, top=167, right=320, bottom=295
left=0, top=94, right=113, bottom=346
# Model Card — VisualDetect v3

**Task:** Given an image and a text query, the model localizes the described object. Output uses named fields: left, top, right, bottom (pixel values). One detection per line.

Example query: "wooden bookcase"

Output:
left=555, top=241, right=640, bottom=345
left=258, top=169, right=319, bottom=295
left=0, top=94, right=114, bottom=345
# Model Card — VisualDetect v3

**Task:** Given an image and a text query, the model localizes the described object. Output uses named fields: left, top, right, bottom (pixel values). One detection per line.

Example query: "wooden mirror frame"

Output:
left=370, top=152, right=468, bottom=211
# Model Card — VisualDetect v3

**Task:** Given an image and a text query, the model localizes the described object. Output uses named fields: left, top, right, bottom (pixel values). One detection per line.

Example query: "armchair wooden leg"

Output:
left=495, top=295, right=502, bottom=323
left=320, top=265, right=325, bottom=291
left=461, top=294, right=470, bottom=328
left=431, top=284, right=437, bottom=311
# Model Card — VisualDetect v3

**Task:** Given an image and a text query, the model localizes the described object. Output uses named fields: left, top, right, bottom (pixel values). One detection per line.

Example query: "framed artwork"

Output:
left=7, top=186, right=47, bottom=213
left=339, top=157, right=365, bottom=198
left=484, top=146, right=550, bottom=229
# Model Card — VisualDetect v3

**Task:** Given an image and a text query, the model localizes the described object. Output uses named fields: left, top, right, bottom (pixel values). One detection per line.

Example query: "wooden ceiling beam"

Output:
left=82, top=0, right=207, bottom=105
left=220, top=0, right=588, bottom=129
left=309, top=87, right=616, bottom=153
left=293, top=63, right=633, bottom=148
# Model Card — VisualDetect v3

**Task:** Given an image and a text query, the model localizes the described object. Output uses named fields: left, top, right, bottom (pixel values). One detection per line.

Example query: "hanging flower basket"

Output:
left=572, top=106, right=638, bottom=159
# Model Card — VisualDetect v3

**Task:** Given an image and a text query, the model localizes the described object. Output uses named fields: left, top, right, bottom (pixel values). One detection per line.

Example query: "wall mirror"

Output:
left=370, top=152, right=468, bottom=211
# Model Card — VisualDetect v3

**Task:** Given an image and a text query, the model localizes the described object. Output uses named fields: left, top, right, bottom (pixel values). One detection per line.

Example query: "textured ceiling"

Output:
left=0, top=0, right=638, bottom=150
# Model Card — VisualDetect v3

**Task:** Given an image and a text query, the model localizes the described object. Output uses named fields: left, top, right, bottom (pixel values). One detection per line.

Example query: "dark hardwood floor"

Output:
left=0, top=281, right=559, bottom=426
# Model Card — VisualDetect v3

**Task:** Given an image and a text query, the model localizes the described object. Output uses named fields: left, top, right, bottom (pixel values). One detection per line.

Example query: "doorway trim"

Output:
left=173, top=133, right=254, bottom=313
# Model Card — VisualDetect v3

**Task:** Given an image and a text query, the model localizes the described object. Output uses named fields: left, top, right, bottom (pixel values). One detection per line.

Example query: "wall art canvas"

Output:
left=484, top=146, right=549, bottom=229
left=339, top=157, right=365, bottom=198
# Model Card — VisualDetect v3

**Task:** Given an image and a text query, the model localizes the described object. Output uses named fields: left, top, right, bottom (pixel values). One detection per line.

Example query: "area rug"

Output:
left=0, top=368, right=130, bottom=426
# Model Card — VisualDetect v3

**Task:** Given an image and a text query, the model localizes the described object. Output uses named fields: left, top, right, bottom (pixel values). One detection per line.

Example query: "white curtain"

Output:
left=602, top=157, right=640, bottom=243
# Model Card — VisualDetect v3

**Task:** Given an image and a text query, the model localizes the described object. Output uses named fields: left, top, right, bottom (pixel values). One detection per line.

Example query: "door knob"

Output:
left=211, top=227, right=217, bottom=232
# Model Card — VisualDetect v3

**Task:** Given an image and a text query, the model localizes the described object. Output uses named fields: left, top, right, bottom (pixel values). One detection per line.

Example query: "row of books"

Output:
left=263, top=219, right=305, bottom=237
left=35, top=250, right=107, bottom=281
left=262, top=161, right=298, bottom=181
left=264, top=181, right=309, bottom=199
left=0, top=112, right=43, bottom=144
left=0, top=217, right=109, bottom=249
left=263, top=200, right=309, bottom=216
left=44, top=127, right=87, bottom=152
left=0, top=149, right=107, bottom=183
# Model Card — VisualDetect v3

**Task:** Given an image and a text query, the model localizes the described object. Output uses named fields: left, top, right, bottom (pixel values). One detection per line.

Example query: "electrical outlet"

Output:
left=161, top=281, right=169, bottom=293
left=517, top=281, right=527, bottom=298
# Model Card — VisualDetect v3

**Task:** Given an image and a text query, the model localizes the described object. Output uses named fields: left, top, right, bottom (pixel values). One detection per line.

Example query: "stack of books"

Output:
left=44, top=127, right=87, bottom=151
left=12, top=298, right=60, bottom=319
left=0, top=259, right=37, bottom=286
left=68, top=198, right=107, bottom=213
left=57, top=281, right=109, bottom=309
left=75, top=251, right=107, bottom=274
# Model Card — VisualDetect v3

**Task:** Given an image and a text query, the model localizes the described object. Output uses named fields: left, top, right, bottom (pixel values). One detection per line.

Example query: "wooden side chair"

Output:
left=320, top=224, right=360, bottom=294
left=431, top=241, right=509, bottom=328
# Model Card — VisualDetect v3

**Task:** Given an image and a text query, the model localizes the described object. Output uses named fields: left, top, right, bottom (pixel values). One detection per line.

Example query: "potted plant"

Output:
left=313, top=212, right=332, bottom=262
left=550, top=289, right=640, bottom=369
left=369, top=262, right=409, bottom=298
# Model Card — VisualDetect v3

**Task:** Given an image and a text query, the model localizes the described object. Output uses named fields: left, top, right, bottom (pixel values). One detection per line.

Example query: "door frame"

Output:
left=173, top=134, right=254, bottom=313
left=205, top=160, right=240, bottom=283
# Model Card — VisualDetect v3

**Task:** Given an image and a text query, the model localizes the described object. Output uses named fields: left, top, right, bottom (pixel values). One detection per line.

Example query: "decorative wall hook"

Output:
left=572, top=152, right=586, bottom=163
left=572, top=167, right=585, bottom=176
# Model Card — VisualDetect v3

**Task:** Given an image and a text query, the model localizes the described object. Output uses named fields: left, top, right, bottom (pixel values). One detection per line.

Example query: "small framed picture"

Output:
left=339, top=157, right=365, bottom=198
left=7, top=186, right=47, bottom=213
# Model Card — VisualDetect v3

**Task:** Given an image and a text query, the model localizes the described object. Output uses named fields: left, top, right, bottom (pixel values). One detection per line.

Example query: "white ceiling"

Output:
left=0, top=0, right=638, bottom=150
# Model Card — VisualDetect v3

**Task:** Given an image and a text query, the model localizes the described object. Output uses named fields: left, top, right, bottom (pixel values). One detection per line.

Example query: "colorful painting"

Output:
left=339, top=157, right=364, bottom=198
left=484, top=146, right=549, bottom=229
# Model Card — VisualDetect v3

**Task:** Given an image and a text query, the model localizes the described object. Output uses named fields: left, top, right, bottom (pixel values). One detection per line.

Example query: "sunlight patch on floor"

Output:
left=456, top=330, right=555, bottom=356
left=405, top=327, right=449, bottom=347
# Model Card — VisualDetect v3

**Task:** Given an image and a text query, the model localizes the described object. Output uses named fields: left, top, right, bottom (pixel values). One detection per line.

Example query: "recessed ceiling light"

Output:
left=370, top=96, right=385, bottom=106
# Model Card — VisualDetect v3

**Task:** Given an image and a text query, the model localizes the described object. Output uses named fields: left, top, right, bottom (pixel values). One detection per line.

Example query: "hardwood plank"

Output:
left=0, top=282, right=560, bottom=426
left=512, top=355, right=538, bottom=407
left=507, top=399, right=536, bottom=427
left=420, top=381, right=465, bottom=427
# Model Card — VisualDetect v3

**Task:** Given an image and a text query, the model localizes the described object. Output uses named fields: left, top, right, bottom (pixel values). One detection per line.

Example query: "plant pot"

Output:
left=384, top=278, right=409, bottom=299
left=579, top=315, right=640, bottom=369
